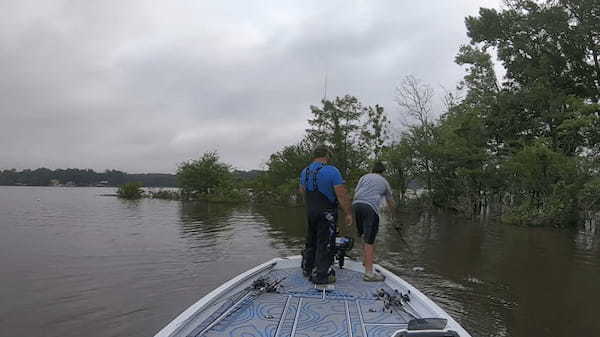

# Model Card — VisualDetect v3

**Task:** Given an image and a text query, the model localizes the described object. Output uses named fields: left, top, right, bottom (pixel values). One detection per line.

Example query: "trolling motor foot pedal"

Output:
left=314, top=284, right=335, bottom=290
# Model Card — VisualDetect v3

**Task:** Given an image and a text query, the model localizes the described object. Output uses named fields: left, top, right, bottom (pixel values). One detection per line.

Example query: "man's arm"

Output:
left=387, top=198, right=396, bottom=211
left=298, top=168, right=306, bottom=194
left=334, top=184, right=353, bottom=225
left=385, top=180, right=396, bottom=212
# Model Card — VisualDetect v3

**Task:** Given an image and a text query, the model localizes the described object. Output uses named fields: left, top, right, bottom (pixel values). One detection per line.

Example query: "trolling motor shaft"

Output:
left=334, top=236, right=353, bottom=268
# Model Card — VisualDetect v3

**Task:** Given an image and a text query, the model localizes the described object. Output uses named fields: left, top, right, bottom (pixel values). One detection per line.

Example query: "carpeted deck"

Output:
left=197, top=267, right=414, bottom=337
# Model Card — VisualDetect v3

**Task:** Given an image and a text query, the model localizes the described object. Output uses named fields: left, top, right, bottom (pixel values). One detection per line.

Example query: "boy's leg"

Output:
left=360, top=205, right=384, bottom=282
left=363, top=243, right=374, bottom=273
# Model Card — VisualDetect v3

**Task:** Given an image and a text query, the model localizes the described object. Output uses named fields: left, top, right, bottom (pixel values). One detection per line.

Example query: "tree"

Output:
left=117, top=182, right=144, bottom=199
left=465, top=1, right=600, bottom=155
left=430, top=104, right=492, bottom=214
left=361, top=104, right=390, bottom=160
left=433, top=0, right=600, bottom=225
left=394, top=75, right=437, bottom=191
left=249, top=140, right=313, bottom=205
left=176, top=151, right=235, bottom=198
left=306, top=96, right=364, bottom=178
left=306, top=95, right=388, bottom=183
left=0, top=169, right=16, bottom=185
left=579, top=177, right=600, bottom=230
left=382, top=140, right=414, bottom=201
left=264, top=139, right=312, bottom=187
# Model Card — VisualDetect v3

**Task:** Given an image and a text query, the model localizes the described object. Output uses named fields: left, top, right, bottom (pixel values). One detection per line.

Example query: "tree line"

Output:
left=0, top=168, right=178, bottom=187
left=0, top=167, right=262, bottom=188
left=180, top=0, right=599, bottom=227
left=425, top=0, right=599, bottom=227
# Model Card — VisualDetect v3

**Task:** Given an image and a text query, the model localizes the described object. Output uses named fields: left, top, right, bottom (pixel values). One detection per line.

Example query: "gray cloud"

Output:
left=0, top=0, right=501, bottom=172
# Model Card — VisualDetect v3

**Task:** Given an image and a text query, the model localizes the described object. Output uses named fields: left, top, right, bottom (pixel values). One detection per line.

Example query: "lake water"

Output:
left=1, top=186, right=598, bottom=337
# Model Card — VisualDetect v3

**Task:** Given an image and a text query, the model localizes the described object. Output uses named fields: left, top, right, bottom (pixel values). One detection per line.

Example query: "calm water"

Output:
left=0, top=187, right=598, bottom=337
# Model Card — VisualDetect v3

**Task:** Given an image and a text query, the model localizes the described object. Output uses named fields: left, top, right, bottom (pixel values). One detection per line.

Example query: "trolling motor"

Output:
left=301, top=235, right=354, bottom=277
left=334, top=236, right=354, bottom=269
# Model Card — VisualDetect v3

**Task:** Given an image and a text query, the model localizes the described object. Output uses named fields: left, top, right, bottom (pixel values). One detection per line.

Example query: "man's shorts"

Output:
left=353, top=202, right=379, bottom=244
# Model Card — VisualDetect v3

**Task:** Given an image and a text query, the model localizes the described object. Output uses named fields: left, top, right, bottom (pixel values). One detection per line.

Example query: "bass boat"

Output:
left=154, top=254, right=471, bottom=337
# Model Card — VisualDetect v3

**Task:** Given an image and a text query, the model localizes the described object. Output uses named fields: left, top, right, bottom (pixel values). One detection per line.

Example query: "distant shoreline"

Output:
left=0, top=167, right=262, bottom=189
left=0, top=185, right=178, bottom=188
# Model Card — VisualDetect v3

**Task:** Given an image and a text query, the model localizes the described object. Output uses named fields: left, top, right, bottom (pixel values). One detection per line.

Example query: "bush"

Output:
left=117, top=182, right=144, bottom=199
left=149, top=189, right=181, bottom=200
left=176, top=151, right=237, bottom=200
left=198, top=187, right=250, bottom=203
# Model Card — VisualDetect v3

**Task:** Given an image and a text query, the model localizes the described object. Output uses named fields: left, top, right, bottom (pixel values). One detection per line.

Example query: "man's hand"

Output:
left=345, top=213, right=353, bottom=227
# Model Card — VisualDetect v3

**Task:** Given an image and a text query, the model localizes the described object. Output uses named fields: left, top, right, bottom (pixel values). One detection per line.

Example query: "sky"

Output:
left=0, top=0, right=502, bottom=173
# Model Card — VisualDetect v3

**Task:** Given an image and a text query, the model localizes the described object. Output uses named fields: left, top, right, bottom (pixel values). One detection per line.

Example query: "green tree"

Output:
left=250, top=140, right=313, bottom=205
left=382, top=140, right=414, bottom=201
left=264, top=139, right=312, bottom=187
left=306, top=95, right=366, bottom=181
left=117, top=182, right=144, bottom=199
left=579, top=177, right=600, bottom=230
left=430, top=104, right=491, bottom=214
left=430, top=0, right=600, bottom=226
left=501, top=141, right=580, bottom=226
left=361, top=104, right=390, bottom=160
left=465, top=1, right=600, bottom=155
left=0, top=169, right=18, bottom=185
left=256, top=96, right=391, bottom=204
left=176, top=151, right=237, bottom=200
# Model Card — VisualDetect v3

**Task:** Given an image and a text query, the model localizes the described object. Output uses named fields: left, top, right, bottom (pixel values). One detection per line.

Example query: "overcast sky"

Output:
left=1, top=0, right=501, bottom=173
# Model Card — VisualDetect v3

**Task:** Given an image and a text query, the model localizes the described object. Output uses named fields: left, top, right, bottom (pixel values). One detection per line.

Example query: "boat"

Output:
left=154, top=255, right=471, bottom=337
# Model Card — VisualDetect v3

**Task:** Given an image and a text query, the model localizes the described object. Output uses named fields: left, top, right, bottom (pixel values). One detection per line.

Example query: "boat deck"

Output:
left=196, top=267, right=415, bottom=337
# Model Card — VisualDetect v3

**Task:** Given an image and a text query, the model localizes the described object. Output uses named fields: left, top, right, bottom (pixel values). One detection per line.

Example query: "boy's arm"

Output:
left=385, top=180, right=396, bottom=210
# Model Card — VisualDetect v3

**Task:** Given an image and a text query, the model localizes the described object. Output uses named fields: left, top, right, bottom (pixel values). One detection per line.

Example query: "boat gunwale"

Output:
left=153, top=259, right=277, bottom=337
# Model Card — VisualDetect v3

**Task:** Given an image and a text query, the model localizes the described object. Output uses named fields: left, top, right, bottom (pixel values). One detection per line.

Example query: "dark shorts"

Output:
left=353, top=202, right=379, bottom=244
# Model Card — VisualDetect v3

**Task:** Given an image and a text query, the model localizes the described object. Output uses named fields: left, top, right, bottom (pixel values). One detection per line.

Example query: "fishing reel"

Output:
left=251, top=277, right=286, bottom=293
left=334, top=236, right=354, bottom=269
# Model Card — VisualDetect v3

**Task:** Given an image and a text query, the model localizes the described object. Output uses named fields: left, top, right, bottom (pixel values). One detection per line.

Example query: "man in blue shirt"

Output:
left=299, top=144, right=352, bottom=284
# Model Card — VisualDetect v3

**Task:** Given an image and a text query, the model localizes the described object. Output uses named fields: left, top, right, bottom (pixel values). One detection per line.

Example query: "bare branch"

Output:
left=394, top=75, right=434, bottom=128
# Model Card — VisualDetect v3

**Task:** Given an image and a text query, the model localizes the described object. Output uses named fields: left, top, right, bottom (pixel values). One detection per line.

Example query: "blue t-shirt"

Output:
left=299, top=162, right=345, bottom=203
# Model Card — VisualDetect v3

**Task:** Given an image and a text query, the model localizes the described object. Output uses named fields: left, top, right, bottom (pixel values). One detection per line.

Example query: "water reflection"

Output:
left=251, top=205, right=306, bottom=250
left=375, top=211, right=519, bottom=337
left=178, top=201, right=236, bottom=238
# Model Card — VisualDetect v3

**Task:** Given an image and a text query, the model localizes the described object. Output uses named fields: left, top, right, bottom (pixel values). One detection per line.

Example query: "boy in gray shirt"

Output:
left=352, top=161, right=395, bottom=281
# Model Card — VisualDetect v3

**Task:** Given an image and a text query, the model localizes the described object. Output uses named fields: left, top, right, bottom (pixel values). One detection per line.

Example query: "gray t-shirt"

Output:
left=352, top=173, right=394, bottom=215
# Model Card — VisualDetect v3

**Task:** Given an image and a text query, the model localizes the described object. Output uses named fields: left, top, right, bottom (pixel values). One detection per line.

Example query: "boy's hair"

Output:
left=312, top=144, right=332, bottom=159
left=372, top=161, right=386, bottom=173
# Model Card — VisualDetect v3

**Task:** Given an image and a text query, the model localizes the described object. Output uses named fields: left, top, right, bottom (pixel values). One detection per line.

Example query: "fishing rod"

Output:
left=374, top=288, right=419, bottom=318
left=390, top=214, right=414, bottom=253
left=393, top=225, right=412, bottom=251
left=251, top=277, right=287, bottom=293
